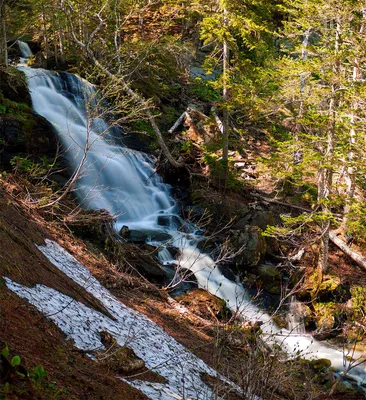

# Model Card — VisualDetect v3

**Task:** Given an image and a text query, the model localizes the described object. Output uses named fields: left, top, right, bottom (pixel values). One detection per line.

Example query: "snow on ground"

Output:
left=5, top=239, right=238, bottom=400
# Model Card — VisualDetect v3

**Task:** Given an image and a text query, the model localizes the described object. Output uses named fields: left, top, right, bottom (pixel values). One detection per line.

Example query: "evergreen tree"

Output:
left=272, top=0, right=366, bottom=272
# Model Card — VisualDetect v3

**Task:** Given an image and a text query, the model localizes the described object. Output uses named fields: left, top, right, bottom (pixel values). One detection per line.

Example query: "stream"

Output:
left=16, top=41, right=366, bottom=389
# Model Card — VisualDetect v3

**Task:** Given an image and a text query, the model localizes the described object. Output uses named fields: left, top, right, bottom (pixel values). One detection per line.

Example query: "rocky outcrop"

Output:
left=232, top=225, right=266, bottom=267
left=0, top=112, right=58, bottom=167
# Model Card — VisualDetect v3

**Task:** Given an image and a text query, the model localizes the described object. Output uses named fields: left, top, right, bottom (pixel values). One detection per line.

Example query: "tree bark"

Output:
left=222, top=7, right=229, bottom=165
left=329, top=233, right=366, bottom=270
left=0, top=0, right=8, bottom=67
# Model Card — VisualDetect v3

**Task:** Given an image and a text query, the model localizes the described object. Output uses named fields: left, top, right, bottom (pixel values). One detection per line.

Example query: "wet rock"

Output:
left=144, top=230, right=172, bottom=242
left=119, top=226, right=147, bottom=243
left=257, top=264, right=281, bottom=295
left=157, top=215, right=181, bottom=228
left=120, top=226, right=172, bottom=244
left=232, top=225, right=266, bottom=267
left=176, top=288, right=232, bottom=322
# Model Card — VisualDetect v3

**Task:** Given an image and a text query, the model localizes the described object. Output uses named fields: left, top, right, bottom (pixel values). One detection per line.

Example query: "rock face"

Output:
left=232, top=225, right=266, bottom=267
left=0, top=66, right=59, bottom=167
left=0, top=112, right=58, bottom=167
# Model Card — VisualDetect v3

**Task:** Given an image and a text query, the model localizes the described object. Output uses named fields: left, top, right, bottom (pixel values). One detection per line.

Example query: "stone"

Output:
left=176, top=288, right=232, bottom=322
left=157, top=215, right=181, bottom=228
left=257, top=264, right=281, bottom=295
left=233, top=209, right=279, bottom=255
left=318, top=276, right=351, bottom=303
left=232, top=225, right=266, bottom=267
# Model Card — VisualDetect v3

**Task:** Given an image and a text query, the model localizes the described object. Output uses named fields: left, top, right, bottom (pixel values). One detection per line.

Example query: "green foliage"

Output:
left=346, top=201, right=366, bottom=245
left=30, top=365, right=48, bottom=383
left=131, top=119, right=155, bottom=136
left=350, top=286, right=366, bottom=319
left=189, top=78, right=221, bottom=102
left=10, top=156, right=54, bottom=177
left=202, top=151, right=243, bottom=191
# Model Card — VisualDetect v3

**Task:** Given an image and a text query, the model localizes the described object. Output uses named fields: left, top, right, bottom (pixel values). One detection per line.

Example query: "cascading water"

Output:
left=18, top=42, right=366, bottom=387
left=287, top=296, right=306, bottom=335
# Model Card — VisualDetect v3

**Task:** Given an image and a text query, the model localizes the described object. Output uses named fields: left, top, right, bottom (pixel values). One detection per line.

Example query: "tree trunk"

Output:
left=317, top=91, right=335, bottom=274
left=222, top=7, right=229, bottom=166
left=329, top=233, right=366, bottom=270
left=42, top=3, right=50, bottom=60
left=0, top=0, right=8, bottom=67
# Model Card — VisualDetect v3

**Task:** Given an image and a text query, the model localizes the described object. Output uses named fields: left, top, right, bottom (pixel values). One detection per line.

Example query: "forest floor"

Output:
left=1, top=174, right=365, bottom=399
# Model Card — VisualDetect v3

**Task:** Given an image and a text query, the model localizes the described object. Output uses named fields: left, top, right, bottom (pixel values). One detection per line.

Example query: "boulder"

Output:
left=124, top=243, right=168, bottom=284
left=318, top=276, right=351, bottom=303
left=313, top=302, right=344, bottom=340
left=120, top=226, right=172, bottom=244
left=176, top=288, right=232, bottom=321
left=119, top=226, right=147, bottom=243
left=257, top=264, right=281, bottom=295
left=232, top=225, right=266, bottom=267
left=233, top=208, right=279, bottom=255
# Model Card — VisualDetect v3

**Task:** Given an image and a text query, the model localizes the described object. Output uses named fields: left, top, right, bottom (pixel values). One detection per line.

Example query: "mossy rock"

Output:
left=176, top=288, right=232, bottom=322
left=232, top=225, right=266, bottom=267
left=257, top=264, right=281, bottom=295
left=317, top=275, right=351, bottom=303
left=297, top=269, right=323, bottom=301
left=350, top=286, right=366, bottom=319
left=313, top=302, right=345, bottom=339
left=0, top=110, right=58, bottom=167
left=310, top=358, right=331, bottom=371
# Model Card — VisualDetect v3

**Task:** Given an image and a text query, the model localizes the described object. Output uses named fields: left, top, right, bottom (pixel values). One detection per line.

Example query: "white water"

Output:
left=287, top=296, right=306, bottom=335
left=17, top=43, right=366, bottom=387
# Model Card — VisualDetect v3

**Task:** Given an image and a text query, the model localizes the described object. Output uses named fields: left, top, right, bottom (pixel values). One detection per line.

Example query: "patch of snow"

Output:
left=5, top=239, right=242, bottom=400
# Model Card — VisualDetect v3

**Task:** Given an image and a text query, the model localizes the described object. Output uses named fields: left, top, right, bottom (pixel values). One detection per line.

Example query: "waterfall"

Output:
left=17, top=42, right=366, bottom=387
left=287, top=296, right=306, bottom=334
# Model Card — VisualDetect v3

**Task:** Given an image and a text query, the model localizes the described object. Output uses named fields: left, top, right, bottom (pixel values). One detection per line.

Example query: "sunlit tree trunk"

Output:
left=222, top=6, right=229, bottom=175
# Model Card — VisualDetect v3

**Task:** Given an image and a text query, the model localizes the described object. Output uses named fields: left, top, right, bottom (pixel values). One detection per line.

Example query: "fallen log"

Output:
left=168, top=111, right=188, bottom=134
left=251, top=192, right=366, bottom=270
left=329, top=232, right=366, bottom=270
